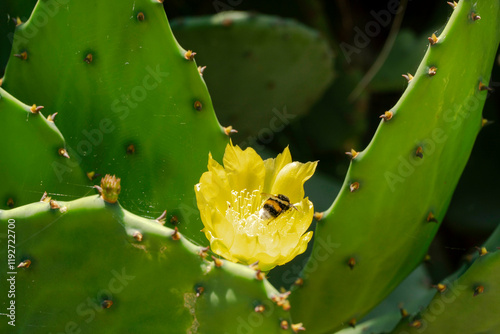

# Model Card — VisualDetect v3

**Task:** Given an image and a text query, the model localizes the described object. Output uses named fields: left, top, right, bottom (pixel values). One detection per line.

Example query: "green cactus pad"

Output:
left=390, top=233, right=500, bottom=333
left=2, top=0, right=228, bottom=244
left=289, top=1, right=500, bottom=332
left=0, top=196, right=293, bottom=333
left=170, top=11, right=334, bottom=142
left=332, top=265, right=433, bottom=334
left=0, top=87, right=89, bottom=209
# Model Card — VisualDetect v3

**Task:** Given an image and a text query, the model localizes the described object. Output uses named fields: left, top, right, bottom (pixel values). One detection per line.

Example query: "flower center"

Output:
left=225, top=189, right=296, bottom=237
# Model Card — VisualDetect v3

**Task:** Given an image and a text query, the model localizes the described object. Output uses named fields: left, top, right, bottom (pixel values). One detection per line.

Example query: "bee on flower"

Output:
left=259, top=193, right=298, bottom=222
left=195, top=142, right=317, bottom=271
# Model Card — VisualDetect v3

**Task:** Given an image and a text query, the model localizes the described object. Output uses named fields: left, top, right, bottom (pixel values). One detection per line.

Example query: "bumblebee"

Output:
left=259, top=193, right=298, bottom=221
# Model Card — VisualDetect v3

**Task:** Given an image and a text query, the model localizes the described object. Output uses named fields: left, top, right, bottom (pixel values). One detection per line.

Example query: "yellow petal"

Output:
left=199, top=205, right=235, bottom=250
left=195, top=176, right=228, bottom=215
left=210, top=237, right=238, bottom=262
left=223, top=143, right=265, bottom=193
left=285, top=231, right=313, bottom=261
left=257, top=230, right=281, bottom=257
left=212, top=213, right=235, bottom=247
left=207, top=153, right=230, bottom=194
left=253, top=250, right=281, bottom=271
left=271, top=161, right=318, bottom=203
left=284, top=198, right=314, bottom=234
left=263, top=146, right=292, bottom=193
left=194, top=153, right=233, bottom=215
left=229, top=232, right=258, bottom=263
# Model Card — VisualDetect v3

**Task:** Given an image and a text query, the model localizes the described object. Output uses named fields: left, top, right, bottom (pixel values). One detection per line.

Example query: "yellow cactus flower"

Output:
left=195, top=142, right=317, bottom=271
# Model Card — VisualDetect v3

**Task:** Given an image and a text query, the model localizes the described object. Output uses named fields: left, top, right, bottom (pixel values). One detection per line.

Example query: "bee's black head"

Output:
left=277, top=194, right=290, bottom=203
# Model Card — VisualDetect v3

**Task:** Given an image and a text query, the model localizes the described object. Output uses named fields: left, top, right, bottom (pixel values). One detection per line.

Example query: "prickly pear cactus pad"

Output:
left=0, top=88, right=89, bottom=209
left=290, top=0, right=500, bottom=332
left=0, top=195, right=294, bottom=333
left=2, top=0, right=227, bottom=244
left=390, top=228, right=500, bottom=334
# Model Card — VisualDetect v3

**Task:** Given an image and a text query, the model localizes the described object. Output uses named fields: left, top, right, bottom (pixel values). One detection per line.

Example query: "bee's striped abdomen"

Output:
left=263, top=201, right=281, bottom=218
left=259, top=194, right=293, bottom=221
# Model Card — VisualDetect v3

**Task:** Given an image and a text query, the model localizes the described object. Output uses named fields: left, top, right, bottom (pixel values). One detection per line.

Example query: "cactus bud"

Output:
left=100, top=174, right=121, bottom=203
